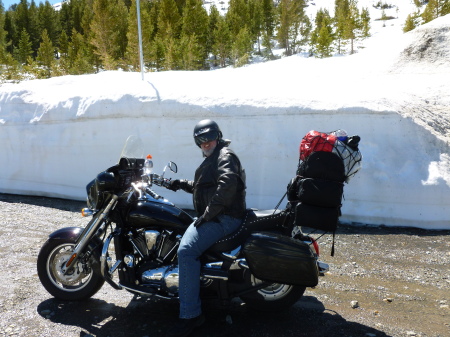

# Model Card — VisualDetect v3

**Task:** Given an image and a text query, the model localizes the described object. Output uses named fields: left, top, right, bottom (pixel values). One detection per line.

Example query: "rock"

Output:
left=406, top=332, right=417, bottom=336
left=351, top=300, right=359, bottom=308
left=383, top=298, right=393, bottom=303
left=225, top=315, right=232, bottom=325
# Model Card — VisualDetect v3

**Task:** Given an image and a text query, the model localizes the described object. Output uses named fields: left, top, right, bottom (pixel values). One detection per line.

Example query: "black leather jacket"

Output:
left=180, top=141, right=246, bottom=221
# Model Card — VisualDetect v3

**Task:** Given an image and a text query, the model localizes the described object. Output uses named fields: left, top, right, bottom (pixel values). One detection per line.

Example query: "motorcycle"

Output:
left=37, top=136, right=329, bottom=312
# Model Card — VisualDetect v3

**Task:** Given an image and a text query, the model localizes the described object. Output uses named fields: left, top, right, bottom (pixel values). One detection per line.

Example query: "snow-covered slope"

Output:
left=1, top=10, right=449, bottom=229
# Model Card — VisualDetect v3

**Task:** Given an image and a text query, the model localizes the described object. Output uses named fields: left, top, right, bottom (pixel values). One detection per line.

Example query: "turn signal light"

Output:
left=81, top=208, right=94, bottom=217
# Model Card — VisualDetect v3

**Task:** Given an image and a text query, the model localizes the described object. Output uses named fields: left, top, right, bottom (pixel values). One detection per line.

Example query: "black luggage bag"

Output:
left=243, top=232, right=319, bottom=287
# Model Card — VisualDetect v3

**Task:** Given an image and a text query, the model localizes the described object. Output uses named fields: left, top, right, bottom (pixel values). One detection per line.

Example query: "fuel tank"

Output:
left=127, top=200, right=193, bottom=230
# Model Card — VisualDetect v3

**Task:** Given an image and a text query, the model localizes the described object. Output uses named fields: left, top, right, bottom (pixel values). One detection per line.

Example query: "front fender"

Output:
left=48, top=227, right=83, bottom=241
left=46, top=227, right=103, bottom=264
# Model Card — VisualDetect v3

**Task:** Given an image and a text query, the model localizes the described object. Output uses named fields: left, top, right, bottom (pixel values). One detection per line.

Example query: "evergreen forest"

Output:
left=0, top=0, right=448, bottom=81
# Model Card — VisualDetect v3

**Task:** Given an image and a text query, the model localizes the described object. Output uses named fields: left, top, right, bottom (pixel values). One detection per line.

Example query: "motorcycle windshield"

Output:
left=120, top=135, right=144, bottom=160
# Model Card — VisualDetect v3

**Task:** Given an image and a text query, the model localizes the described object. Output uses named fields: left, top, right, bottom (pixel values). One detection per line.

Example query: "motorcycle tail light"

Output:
left=311, top=237, right=320, bottom=256
left=81, top=208, right=94, bottom=217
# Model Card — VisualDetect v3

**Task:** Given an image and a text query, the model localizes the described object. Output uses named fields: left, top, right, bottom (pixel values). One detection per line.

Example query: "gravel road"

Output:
left=0, top=193, right=449, bottom=337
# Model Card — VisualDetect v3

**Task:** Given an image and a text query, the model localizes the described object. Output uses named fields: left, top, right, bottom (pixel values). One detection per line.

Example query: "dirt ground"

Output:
left=0, top=193, right=449, bottom=337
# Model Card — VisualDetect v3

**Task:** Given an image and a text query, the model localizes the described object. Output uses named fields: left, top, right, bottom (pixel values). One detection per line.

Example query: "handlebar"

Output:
left=150, top=173, right=172, bottom=189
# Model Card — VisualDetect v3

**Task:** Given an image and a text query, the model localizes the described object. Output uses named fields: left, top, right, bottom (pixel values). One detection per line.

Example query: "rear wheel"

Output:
left=37, top=239, right=104, bottom=301
left=239, top=273, right=306, bottom=311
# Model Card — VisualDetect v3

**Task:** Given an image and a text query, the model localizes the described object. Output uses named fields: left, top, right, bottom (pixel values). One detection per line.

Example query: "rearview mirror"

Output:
left=168, top=161, right=177, bottom=173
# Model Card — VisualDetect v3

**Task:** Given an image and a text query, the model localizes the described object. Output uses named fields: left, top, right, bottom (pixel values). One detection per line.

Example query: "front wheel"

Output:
left=37, top=238, right=105, bottom=301
left=239, top=272, right=306, bottom=311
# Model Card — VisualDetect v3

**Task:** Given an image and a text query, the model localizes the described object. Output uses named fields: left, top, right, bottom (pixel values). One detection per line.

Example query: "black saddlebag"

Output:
left=243, top=232, right=319, bottom=287
left=294, top=203, right=340, bottom=232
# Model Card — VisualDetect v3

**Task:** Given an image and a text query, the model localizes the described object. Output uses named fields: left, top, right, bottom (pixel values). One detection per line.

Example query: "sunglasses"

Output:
left=194, top=131, right=217, bottom=146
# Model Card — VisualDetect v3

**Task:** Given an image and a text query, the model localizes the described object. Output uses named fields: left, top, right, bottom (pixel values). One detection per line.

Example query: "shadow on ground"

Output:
left=38, top=295, right=388, bottom=337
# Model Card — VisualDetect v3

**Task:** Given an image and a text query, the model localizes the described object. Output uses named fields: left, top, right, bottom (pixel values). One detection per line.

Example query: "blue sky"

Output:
left=2, top=0, right=60, bottom=10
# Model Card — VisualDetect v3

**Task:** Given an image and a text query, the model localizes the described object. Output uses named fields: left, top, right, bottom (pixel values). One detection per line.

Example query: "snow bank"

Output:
left=1, top=16, right=450, bottom=229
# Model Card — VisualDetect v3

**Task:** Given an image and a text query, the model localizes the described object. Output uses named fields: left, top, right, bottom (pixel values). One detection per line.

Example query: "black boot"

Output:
left=166, top=314, right=205, bottom=337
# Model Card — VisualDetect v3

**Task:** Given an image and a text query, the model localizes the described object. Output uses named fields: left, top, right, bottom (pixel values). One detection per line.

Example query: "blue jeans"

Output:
left=177, top=214, right=242, bottom=319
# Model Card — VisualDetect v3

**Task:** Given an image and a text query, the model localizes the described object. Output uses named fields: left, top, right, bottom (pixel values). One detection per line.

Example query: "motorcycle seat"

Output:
left=206, top=209, right=287, bottom=254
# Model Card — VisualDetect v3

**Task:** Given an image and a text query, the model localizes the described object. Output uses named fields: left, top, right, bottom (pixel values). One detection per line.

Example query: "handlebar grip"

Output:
left=162, top=179, right=171, bottom=189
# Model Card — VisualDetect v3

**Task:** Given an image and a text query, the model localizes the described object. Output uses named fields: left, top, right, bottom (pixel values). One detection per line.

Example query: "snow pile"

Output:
left=1, top=15, right=450, bottom=229
left=394, top=15, right=450, bottom=71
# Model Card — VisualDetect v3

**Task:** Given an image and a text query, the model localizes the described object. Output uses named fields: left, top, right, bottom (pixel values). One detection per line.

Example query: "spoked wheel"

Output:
left=37, top=239, right=104, bottom=301
left=239, top=272, right=306, bottom=311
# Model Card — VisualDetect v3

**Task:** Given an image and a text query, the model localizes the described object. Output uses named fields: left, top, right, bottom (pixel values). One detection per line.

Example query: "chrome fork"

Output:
left=62, top=195, right=118, bottom=274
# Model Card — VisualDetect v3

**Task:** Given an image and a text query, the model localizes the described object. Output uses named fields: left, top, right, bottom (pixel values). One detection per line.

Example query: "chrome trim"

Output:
left=64, top=195, right=118, bottom=273
left=109, top=260, right=122, bottom=274
left=222, top=246, right=241, bottom=259
left=145, top=230, right=160, bottom=251
left=318, top=261, right=329, bottom=274
left=119, top=283, right=176, bottom=300
left=124, top=255, right=134, bottom=268
left=205, top=262, right=223, bottom=269
left=237, top=258, right=249, bottom=269
left=202, top=274, right=228, bottom=280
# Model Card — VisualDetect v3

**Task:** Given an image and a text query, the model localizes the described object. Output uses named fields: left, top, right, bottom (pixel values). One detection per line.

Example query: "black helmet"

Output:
left=193, top=119, right=223, bottom=147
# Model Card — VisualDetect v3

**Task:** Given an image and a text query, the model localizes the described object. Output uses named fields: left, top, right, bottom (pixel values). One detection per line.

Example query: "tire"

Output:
left=37, top=238, right=105, bottom=301
left=239, top=272, right=306, bottom=312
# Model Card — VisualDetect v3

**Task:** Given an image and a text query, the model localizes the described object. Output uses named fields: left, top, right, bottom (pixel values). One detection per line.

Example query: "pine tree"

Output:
left=297, top=14, right=312, bottom=54
left=232, top=26, right=252, bottom=67
left=162, top=32, right=178, bottom=70
left=68, top=28, right=93, bottom=74
left=0, top=1, right=9, bottom=64
left=38, top=1, right=59, bottom=47
left=58, top=29, right=69, bottom=74
left=157, top=0, right=181, bottom=40
left=15, top=0, right=30, bottom=39
left=4, top=10, right=16, bottom=54
left=277, top=0, right=290, bottom=53
left=74, top=0, right=89, bottom=35
left=422, top=0, right=437, bottom=23
left=345, top=0, right=361, bottom=54
left=16, top=28, right=33, bottom=64
left=261, top=0, right=275, bottom=39
left=212, top=16, right=231, bottom=68
left=430, top=0, right=450, bottom=17
left=59, top=30, right=69, bottom=57
left=260, top=0, right=275, bottom=59
left=179, top=33, right=202, bottom=70
left=316, top=22, right=333, bottom=58
left=36, top=29, right=54, bottom=78
left=277, top=0, right=308, bottom=56
left=403, top=13, right=418, bottom=33
left=181, top=0, right=208, bottom=67
left=311, top=9, right=334, bottom=58
left=334, top=0, right=350, bottom=54
left=249, top=0, right=263, bottom=54
left=59, top=0, right=72, bottom=37
left=360, top=7, right=371, bottom=39
left=440, top=0, right=450, bottom=16
left=226, top=0, right=250, bottom=39
left=90, top=0, right=128, bottom=70
left=207, top=4, right=221, bottom=65
left=28, top=0, right=40, bottom=57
